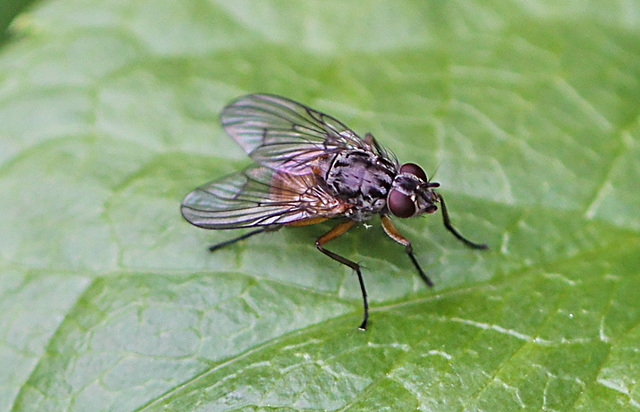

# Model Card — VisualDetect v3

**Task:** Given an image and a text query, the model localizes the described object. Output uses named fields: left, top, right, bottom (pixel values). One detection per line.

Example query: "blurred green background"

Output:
left=1, top=1, right=639, bottom=410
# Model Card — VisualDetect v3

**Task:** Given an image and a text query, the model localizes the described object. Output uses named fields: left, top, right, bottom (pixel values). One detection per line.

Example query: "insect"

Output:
left=181, top=94, right=487, bottom=330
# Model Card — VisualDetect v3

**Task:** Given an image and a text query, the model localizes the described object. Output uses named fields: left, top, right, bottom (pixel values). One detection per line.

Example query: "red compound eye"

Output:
left=388, top=189, right=415, bottom=218
left=399, top=163, right=427, bottom=181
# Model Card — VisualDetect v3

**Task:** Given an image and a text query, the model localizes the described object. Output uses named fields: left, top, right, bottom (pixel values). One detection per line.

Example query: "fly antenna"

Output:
left=427, top=163, right=441, bottom=184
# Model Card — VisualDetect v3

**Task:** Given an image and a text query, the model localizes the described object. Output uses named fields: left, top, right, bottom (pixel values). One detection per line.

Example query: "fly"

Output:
left=181, top=94, right=488, bottom=330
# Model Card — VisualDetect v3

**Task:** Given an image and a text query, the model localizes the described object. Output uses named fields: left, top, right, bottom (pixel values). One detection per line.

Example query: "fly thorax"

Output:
left=325, top=150, right=396, bottom=220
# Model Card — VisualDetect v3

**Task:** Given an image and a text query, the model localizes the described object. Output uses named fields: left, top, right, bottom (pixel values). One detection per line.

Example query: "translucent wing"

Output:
left=181, top=166, right=348, bottom=229
left=221, top=94, right=391, bottom=174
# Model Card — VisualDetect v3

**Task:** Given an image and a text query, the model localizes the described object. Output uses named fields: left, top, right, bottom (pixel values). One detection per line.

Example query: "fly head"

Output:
left=387, top=163, right=440, bottom=218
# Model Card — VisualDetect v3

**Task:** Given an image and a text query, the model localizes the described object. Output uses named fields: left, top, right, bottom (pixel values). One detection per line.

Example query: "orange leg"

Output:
left=315, top=220, right=370, bottom=330
left=364, top=133, right=375, bottom=145
left=380, top=215, right=434, bottom=287
left=364, top=133, right=384, bottom=154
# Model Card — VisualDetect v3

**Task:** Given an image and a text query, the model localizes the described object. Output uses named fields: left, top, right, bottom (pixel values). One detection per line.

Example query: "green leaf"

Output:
left=1, top=1, right=639, bottom=410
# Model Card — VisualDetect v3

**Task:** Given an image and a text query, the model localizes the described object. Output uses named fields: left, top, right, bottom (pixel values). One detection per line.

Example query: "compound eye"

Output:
left=388, top=189, right=416, bottom=218
left=425, top=205, right=438, bottom=214
left=399, top=163, right=427, bottom=181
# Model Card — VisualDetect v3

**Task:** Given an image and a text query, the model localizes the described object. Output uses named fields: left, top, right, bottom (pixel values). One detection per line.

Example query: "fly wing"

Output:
left=181, top=166, right=348, bottom=229
left=221, top=94, right=377, bottom=174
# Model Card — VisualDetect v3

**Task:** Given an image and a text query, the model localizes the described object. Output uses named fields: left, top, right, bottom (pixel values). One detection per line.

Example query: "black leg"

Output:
left=381, top=215, right=433, bottom=287
left=405, top=245, right=434, bottom=287
left=438, top=194, right=488, bottom=250
left=315, top=220, right=369, bottom=330
left=208, top=226, right=281, bottom=252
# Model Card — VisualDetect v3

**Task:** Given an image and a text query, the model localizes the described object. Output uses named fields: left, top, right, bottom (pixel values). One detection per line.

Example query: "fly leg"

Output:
left=364, top=133, right=375, bottom=145
left=364, top=133, right=385, bottom=154
left=437, top=194, right=488, bottom=250
left=315, top=220, right=370, bottom=330
left=209, top=225, right=282, bottom=252
left=380, top=215, right=434, bottom=287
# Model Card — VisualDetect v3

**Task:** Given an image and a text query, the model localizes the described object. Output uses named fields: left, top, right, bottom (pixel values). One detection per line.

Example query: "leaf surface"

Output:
left=1, top=1, right=639, bottom=410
